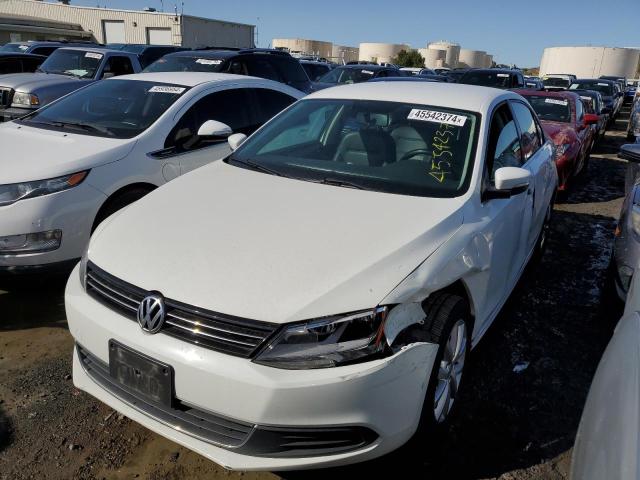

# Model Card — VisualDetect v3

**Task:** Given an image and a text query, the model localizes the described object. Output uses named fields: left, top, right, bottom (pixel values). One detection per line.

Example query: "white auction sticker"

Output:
left=361, top=70, right=374, bottom=75
left=149, top=86, right=186, bottom=94
left=85, top=52, right=103, bottom=60
left=497, top=73, right=510, bottom=77
left=407, top=109, right=467, bottom=127
left=195, top=58, right=222, bottom=65
left=597, top=82, right=609, bottom=86
left=545, top=98, right=568, bottom=106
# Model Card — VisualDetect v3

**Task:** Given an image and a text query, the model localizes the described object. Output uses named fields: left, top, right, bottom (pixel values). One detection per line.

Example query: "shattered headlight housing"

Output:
left=254, top=307, right=389, bottom=369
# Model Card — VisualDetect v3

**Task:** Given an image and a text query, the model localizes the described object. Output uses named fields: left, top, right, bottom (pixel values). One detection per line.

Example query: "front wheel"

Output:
left=415, top=294, right=471, bottom=435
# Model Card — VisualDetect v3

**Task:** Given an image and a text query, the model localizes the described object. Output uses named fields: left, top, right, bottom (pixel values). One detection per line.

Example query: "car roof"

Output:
left=0, top=52, right=46, bottom=59
left=335, top=64, right=394, bottom=71
left=56, top=46, right=123, bottom=54
left=306, top=82, right=517, bottom=111
left=465, top=68, right=519, bottom=75
left=110, top=71, right=274, bottom=87
left=299, top=60, right=331, bottom=65
left=512, top=88, right=580, bottom=101
left=574, top=78, right=616, bottom=84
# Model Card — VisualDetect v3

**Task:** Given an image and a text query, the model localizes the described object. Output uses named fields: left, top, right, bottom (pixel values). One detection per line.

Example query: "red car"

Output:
left=513, top=89, right=598, bottom=190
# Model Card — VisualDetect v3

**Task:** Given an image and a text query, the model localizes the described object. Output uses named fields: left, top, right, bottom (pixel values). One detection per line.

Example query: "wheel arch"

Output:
left=91, top=182, right=157, bottom=232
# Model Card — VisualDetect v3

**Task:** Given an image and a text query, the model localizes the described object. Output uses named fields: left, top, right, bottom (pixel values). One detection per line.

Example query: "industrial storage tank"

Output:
left=419, top=48, right=446, bottom=69
left=539, top=46, right=640, bottom=79
left=427, top=41, right=460, bottom=68
left=358, top=42, right=410, bottom=64
left=272, top=38, right=333, bottom=59
left=331, top=44, right=359, bottom=64
left=483, top=54, right=494, bottom=68
left=458, top=49, right=486, bottom=68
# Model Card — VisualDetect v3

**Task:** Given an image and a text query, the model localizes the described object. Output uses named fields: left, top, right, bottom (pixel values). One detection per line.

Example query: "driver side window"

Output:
left=485, top=104, right=523, bottom=185
left=164, top=89, right=252, bottom=152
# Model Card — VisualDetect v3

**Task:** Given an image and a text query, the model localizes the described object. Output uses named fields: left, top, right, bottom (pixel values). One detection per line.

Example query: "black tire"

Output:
left=92, top=187, right=152, bottom=233
left=533, top=201, right=553, bottom=260
left=601, top=255, right=625, bottom=319
left=413, top=293, right=471, bottom=438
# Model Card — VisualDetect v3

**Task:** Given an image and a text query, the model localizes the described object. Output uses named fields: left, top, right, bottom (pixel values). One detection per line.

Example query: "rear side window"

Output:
left=575, top=98, right=584, bottom=123
left=31, top=46, right=58, bottom=56
left=243, top=56, right=281, bottom=82
left=0, top=58, right=21, bottom=74
left=511, top=101, right=542, bottom=161
left=272, top=57, right=309, bottom=83
left=253, top=89, right=297, bottom=125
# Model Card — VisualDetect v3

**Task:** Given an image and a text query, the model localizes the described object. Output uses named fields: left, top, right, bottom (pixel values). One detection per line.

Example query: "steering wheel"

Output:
left=399, top=148, right=430, bottom=162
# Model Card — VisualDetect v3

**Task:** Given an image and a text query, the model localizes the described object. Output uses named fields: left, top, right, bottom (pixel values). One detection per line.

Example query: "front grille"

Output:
left=85, top=262, right=279, bottom=358
left=77, top=344, right=255, bottom=448
left=0, top=88, right=12, bottom=108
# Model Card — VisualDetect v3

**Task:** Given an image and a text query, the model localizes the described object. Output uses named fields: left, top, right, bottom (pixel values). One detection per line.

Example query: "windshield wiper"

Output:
left=318, top=177, right=364, bottom=190
left=49, top=121, right=113, bottom=136
left=229, top=158, right=284, bottom=177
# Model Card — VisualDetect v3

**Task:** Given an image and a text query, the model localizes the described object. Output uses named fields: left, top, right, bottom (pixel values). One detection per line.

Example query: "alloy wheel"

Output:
left=433, top=319, right=467, bottom=423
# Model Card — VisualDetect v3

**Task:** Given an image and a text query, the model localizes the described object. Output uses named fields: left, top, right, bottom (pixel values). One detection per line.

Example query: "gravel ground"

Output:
left=0, top=111, right=630, bottom=480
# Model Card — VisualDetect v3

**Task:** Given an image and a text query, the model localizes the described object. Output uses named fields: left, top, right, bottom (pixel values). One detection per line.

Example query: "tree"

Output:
left=392, top=49, right=425, bottom=68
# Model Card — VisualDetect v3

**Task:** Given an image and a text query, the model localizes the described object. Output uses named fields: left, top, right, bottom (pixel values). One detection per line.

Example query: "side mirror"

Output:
left=484, top=167, right=531, bottom=201
left=619, top=144, right=640, bottom=163
left=197, top=120, right=232, bottom=138
left=228, top=133, right=247, bottom=151
left=102, top=72, right=115, bottom=79
left=584, top=113, right=599, bottom=125
left=495, top=167, right=531, bottom=192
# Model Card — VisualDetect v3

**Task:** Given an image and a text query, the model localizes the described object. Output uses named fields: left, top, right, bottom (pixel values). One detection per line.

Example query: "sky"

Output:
left=70, top=0, right=640, bottom=67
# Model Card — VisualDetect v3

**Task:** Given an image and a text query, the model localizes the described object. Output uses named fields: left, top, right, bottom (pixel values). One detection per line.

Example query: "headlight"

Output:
left=254, top=307, right=389, bottom=369
left=78, top=247, right=89, bottom=290
left=555, top=144, right=571, bottom=158
left=0, top=171, right=88, bottom=207
left=11, top=91, right=40, bottom=107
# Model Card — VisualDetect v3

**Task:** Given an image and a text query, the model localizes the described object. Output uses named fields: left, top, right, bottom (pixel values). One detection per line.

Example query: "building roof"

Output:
left=307, top=81, right=519, bottom=112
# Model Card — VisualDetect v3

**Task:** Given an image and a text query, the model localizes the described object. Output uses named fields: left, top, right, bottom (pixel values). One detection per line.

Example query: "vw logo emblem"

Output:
left=137, top=294, right=166, bottom=334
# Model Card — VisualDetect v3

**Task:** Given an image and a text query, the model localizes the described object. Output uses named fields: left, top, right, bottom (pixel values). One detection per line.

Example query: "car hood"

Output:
left=0, top=123, right=135, bottom=184
left=540, top=120, right=578, bottom=145
left=89, top=161, right=466, bottom=324
left=0, top=72, right=83, bottom=90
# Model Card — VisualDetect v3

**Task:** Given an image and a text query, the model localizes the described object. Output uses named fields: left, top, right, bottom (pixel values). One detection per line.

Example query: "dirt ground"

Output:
left=0, top=109, right=632, bottom=480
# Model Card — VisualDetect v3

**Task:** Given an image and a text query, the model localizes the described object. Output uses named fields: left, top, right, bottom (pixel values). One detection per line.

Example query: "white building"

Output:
left=0, top=0, right=254, bottom=48
left=540, top=46, right=640, bottom=79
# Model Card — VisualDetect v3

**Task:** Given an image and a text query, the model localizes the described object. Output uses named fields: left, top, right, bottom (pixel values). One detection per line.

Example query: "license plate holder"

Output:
left=109, top=340, right=173, bottom=408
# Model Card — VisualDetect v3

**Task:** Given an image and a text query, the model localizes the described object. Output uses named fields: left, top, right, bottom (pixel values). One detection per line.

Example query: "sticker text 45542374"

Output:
left=408, top=109, right=467, bottom=127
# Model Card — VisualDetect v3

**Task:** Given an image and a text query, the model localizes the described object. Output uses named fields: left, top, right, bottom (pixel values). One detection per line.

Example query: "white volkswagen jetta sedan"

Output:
left=66, top=82, right=557, bottom=470
left=0, top=72, right=302, bottom=276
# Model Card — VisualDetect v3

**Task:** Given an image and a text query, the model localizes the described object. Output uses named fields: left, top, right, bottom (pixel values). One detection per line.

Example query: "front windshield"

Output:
left=229, top=99, right=479, bottom=198
left=144, top=55, right=225, bottom=73
left=460, top=72, right=511, bottom=88
left=543, top=77, right=570, bottom=88
left=570, top=82, right=613, bottom=96
left=39, top=49, right=103, bottom=78
left=20, top=79, right=188, bottom=139
left=0, top=43, right=28, bottom=53
left=318, top=67, right=377, bottom=84
left=524, top=96, right=572, bottom=123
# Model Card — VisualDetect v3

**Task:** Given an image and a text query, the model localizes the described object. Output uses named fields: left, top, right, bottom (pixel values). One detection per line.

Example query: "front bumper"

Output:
left=66, top=267, right=439, bottom=470
left=0, top=107, right=34, bottom=122
left=0, top=182, right=106, bottom=269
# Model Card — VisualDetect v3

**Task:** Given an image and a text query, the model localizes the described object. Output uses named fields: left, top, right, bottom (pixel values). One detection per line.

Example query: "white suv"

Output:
left=67, top=82, right=557, bottom=470
left=0, top=73, right=302, bottom=275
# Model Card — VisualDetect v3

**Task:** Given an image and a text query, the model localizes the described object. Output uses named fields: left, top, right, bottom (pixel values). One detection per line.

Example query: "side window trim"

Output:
left=481, top=100, right=509, bottom=197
